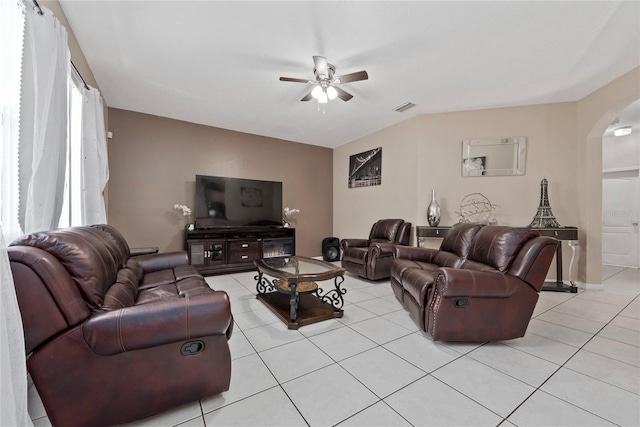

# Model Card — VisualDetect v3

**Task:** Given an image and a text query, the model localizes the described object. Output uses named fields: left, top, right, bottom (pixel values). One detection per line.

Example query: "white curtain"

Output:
left=0, top=0, right=33, bottom=425
left=0, top=231, right=32, bottom=427
left=81, top=87, right=109, bottom=225
left=19, top=4, right=69, bottom=234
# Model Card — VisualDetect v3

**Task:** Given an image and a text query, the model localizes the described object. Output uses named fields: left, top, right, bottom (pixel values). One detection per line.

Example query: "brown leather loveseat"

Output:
left=341, top=218, right=412, bottom=280
left=391, top=223, right=558, bottom=341
left=9, top=224, right=233, bottom=427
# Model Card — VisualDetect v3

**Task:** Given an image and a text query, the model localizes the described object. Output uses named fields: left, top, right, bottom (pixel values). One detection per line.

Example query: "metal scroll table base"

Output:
left=541, top=240, right=579, bottom=293
left=255, top=272, right=346, bottom=330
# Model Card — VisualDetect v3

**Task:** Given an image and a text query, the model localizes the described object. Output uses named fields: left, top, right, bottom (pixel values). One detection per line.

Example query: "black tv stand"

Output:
left=184, top=226, right=295, bottom=276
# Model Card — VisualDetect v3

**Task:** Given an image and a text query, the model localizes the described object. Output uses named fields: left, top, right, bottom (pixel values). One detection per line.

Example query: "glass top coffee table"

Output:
left=254, top=256, right=346, bottom=330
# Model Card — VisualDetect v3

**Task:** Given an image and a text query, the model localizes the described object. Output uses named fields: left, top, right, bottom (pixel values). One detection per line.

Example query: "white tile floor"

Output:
left=28, top=265, right=640, bottom=427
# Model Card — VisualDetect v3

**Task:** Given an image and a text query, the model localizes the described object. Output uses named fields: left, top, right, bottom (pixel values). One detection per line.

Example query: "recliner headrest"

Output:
left=440, top=223, right=484, bottom=259
left=11, top=226, right=126, bottom=308
left=466, top=226, right=540, bottom=272
left=369, top=219, right=404, bottom=243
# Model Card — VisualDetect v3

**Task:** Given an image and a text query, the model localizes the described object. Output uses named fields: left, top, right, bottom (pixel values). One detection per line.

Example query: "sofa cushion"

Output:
left=11, top=227, right=121, bottom=309
left=369, top=219, right=403, bottom=243
left=176, top=276, right=216, bottom=297
left=137, top=284, right=179, bottom=305
left=139, top=269, right=176, bottom=289
left=439, top=223, right=483, bottom=259
left=174, top=265, right=202, bottom=281
left=430, top=251, right=464, bottom=268
left=90, top=224, right=131, bottom=268
left=391, top=259, right=439, bottom=284
left=459, top=259, right=500, bottom=273
left=102, top=264, right=143, bottom=310
left=342, top=246, right=368, bottom=265
left=466, top=226, right=539, bottom=272
left=402, top=268, right=436, bottom=307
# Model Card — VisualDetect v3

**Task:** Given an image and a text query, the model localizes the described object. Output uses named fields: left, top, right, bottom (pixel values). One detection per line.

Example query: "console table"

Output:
left=533, top=227, right=579, bottom=293
left=415, top=225, right=579, bottom=293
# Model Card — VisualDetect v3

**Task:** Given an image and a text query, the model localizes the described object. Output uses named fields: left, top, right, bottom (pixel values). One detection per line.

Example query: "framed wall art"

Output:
left=348, top=147, right=382, bottom=188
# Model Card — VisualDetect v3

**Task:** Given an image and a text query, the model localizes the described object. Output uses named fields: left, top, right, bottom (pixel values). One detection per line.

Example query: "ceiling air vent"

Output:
left=393, top=102, right=416, bottom=113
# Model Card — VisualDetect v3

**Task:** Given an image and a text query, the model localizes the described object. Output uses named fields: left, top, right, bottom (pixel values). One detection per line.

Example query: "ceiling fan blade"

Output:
left=280, top=77, right=312, bottom=83
left=334, top=86, right=353, bottom=102
left=313, top=56, right=329, bottom=78
left=301, top=91, right=313, bottom=102
left=334, top=70, right=368, bottom=84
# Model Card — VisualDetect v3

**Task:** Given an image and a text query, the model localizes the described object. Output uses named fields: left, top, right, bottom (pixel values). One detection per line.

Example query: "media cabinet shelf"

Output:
left=184, top=227, right=295, bottom=276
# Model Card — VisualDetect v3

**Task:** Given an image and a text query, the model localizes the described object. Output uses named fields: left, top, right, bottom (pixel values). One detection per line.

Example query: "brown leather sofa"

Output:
left=9, top=224, right=233, bottom=427
left=391, top=223, right=558, bottom=341
left=341, top=218, right=412, bottom=280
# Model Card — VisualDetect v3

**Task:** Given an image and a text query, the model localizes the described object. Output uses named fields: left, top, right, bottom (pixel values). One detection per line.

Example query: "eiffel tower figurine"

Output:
left=529, top=178, right=562, bottom=228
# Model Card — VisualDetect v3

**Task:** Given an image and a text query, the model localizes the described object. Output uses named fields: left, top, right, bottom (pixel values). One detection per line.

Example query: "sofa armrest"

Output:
left=134, top=251, right=189, bottom=274
left=369, top=242, right=396, bottom=258
left=83, top=291, right=232, bottom=356
left=341, top=238, right=369, bottom=250
left=434, top=268, right=523, bottom=298
left=394, top=246, right=439, bottom=262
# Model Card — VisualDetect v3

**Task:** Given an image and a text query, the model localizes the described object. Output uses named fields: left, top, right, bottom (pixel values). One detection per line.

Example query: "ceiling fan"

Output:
left=279, top=56, right=368, bottom=104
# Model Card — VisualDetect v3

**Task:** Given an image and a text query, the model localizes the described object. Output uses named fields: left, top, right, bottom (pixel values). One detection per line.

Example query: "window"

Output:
left=58, top=76, right=84, bottom=228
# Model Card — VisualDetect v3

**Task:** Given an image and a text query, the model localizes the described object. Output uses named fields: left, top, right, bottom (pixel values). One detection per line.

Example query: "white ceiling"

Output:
left=59, top=1, right=640, bottom=149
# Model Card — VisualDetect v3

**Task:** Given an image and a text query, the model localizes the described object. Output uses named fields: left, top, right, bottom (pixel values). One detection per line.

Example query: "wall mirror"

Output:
left=462, top=136, right=527, bottom=177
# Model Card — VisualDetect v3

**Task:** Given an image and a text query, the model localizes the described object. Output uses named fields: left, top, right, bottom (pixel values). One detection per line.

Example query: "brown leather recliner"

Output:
left=391, top=223, right=558, bottom=341
left=9, top=224, right=233, bottom=427
left=341, top=219, right=412, bottom=280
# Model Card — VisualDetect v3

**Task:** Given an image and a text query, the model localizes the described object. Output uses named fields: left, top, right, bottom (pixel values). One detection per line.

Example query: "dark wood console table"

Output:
left=184, top=227, right=295, bottom=275
left=415, top=225, right=580, bottom=293
left=416, top=226, right=451, bottom=241
left=532, top=227, right=579, bottom=293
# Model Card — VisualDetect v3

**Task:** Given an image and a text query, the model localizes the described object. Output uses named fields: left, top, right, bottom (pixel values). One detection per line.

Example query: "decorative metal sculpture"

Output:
left=455, top=192, right=497, bottom=224
left=529, top=178, right=562, bottom=228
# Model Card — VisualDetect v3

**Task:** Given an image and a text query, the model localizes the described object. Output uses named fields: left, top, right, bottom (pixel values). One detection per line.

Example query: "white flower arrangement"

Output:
left=283, top=207, right=300, bottom=218
left=282, top=207, right=300, bottom=227
left=173, top=204, right=194, bottom=230
left=173, top=204, right=192, bottom=217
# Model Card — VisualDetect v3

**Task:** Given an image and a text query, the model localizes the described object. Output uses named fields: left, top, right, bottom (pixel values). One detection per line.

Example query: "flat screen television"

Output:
left=194, top=175, right=283, bottom=228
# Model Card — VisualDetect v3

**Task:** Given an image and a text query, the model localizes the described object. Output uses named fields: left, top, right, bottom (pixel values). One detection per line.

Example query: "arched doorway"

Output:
left=579, top=67, right=639, bottom=286
left=602, top=99, right=640, bottom=276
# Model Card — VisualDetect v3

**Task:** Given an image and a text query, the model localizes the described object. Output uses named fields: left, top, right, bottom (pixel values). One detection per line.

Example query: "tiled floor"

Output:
left=29, top=265, right=640, bottom=426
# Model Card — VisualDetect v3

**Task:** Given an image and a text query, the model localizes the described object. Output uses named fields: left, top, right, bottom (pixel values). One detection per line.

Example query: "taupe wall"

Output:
left=335, top=103, right=578, bottom=280
left=334, top=67, right=640, bottom=285
left=46, top=0, right=640, bottom=280
left=106, top=108, right=333, bottom=256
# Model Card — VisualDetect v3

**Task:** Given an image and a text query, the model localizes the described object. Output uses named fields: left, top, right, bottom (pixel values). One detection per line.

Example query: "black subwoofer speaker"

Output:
left=322, top=237, right=340, bottom=262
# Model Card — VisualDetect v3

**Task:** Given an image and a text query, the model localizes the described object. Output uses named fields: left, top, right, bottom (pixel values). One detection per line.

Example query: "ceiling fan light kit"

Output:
left=279, top=56, right=368, bottom=111
left=613, top=126, right=632, bottom=136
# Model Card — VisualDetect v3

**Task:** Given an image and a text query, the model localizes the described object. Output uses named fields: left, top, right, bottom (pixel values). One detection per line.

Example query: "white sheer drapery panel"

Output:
left=19, top=4, right=69, bottom=234
left=0, top=230, right=32, bottom=427
left=0, top=0, right=33, bottom=424
left=81, top=87, right=109, bottom=225
left=1, top=0, right=25, bottom=244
